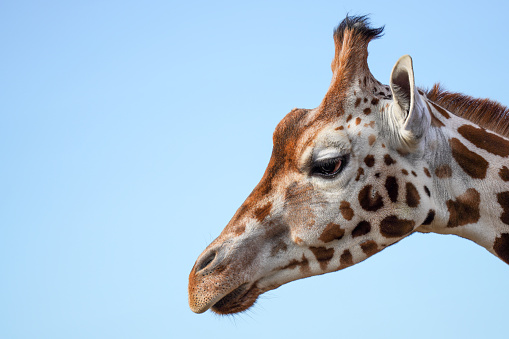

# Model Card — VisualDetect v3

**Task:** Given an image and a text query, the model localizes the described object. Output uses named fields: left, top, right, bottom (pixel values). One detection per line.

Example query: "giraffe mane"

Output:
left=425, top=83, right=509, bottom=137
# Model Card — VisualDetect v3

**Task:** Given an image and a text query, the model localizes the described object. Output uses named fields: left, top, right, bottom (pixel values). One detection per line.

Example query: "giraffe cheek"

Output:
left=284, top=207, right=316, bottom=246
left=283, top=182, right=323, bottom=246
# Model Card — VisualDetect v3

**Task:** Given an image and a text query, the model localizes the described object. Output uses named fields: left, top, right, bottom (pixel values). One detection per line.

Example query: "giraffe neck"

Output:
left=416, top=96, right=509, bottom=262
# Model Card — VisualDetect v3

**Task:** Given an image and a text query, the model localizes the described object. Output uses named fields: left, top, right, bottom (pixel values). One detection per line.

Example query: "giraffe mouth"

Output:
left=210, top=283, right=262, bottom=315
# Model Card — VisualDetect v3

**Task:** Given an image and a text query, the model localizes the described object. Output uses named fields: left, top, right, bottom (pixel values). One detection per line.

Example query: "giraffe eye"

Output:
left=312, top=157, right=344, bottom=178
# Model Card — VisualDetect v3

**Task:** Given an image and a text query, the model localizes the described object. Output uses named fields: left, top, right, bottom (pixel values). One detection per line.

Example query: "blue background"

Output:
left=2, top=1, right=508, bottom=338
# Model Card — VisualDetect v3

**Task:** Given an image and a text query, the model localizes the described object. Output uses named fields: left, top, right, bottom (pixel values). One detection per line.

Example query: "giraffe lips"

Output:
left=210, top=283, right=262, bottom=315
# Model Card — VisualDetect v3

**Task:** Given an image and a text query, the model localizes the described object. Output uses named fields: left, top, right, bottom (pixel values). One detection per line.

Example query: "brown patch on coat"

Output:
left=423, top=167, right=431, bottom=177
left=446, top=188, right=481, bottom=227
left=401, top=169, right=409, bottom=175
left=281, top=254, right=310, bottom=274
left=254, top=202, right=272, bottom=222
left=435, top=164, right=452, bottom=178
left=493, top=233, right=509, bottom=265
left=499, top=166, right=509, bottom=181
left=430, top=112, right=445, bottom=127
left=364, top=155, right=375, bottom=167
left=384, top=154, right=396, bottom=165
left=360, top=240, right=378, bottom=256
left=450, top=138, right=489, bottom=179
left=346, top=114, right=353, bottom=122
left=380, top=215, right=415, bottom=238
left=363, top=107, right=372, bottom=115
left=429, top=101, right=451, bottom=119
left=458, top=124, right=509, bottom=157
left=309, top=246, right=335, bottom=270
left=355, top=97, right=362, bottom=107
left=426, top=101, right=445, bottom=127
left=368, top=134, right=376, bottom=146
left=352, top=221, right=371, bottom=238
left=424, top=186, right=430, bottom=197
left=497, top=191, right=509, bottom=225
left=319, top=223, right=345, bottom=243
left=397, top=149, right=409, bottom=156
left=233, top=224, right=246, bottom=236
left=385, top=176, right=399, bottom=203
left=355, top=117, right=362, bottom=125
left=405, top=182, right=420, bottom=207
left=371, top=98, right=379, bottom=106
left=421, top=209, right=435, bottom=226
left=364, top=121, right=375, bottom=128
left=358, top=185, right=384, bottom=211
left=339, top=201, right=354, bottom=220
left=335, top=125, right=345, bottom=130
left=355, top=167, right=365, bottom=181
left=339, top=249, right=353, bottom=269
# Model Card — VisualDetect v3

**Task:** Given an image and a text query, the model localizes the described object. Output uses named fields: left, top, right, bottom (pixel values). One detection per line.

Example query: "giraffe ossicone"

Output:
left=188, top=15, right=509, bottom=315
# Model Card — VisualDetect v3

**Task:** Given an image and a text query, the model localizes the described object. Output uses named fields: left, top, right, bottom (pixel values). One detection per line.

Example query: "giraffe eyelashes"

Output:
left=311, top=156, right=348, bottom=178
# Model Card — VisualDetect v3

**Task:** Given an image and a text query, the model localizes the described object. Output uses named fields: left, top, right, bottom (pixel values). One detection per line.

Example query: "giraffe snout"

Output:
left=189, top=236, right=264, bottom=314
left=188, top=243, right=243, bottom=314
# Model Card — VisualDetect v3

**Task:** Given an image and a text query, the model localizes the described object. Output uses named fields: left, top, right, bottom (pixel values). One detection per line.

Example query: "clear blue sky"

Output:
left=1, top=1, right=508, bottom=338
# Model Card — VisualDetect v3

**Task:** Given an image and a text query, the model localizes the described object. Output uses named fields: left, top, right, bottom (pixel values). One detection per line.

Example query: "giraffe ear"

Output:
left=389, top=55, right=429, bottom=150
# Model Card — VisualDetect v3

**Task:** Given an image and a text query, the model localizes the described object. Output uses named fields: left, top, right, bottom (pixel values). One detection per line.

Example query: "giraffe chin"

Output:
left=210, top=283, right=262, bottom=315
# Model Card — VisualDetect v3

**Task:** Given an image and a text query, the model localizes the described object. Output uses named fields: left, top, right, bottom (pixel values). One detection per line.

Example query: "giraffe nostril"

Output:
left=196, top=250, right=216, bottom=272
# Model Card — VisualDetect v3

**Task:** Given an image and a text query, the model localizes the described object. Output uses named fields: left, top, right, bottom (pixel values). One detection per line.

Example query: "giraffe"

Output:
left=188, top=15, right=509, bottom=315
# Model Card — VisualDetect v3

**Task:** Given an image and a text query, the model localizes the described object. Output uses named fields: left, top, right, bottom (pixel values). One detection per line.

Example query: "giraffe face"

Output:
left=189, top=18, right=435, bottom=315
left=189, top=80, right=434, bottom=315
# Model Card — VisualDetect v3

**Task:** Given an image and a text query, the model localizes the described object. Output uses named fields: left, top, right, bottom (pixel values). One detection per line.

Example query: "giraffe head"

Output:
left=189, top=16, right=435, bottom=314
